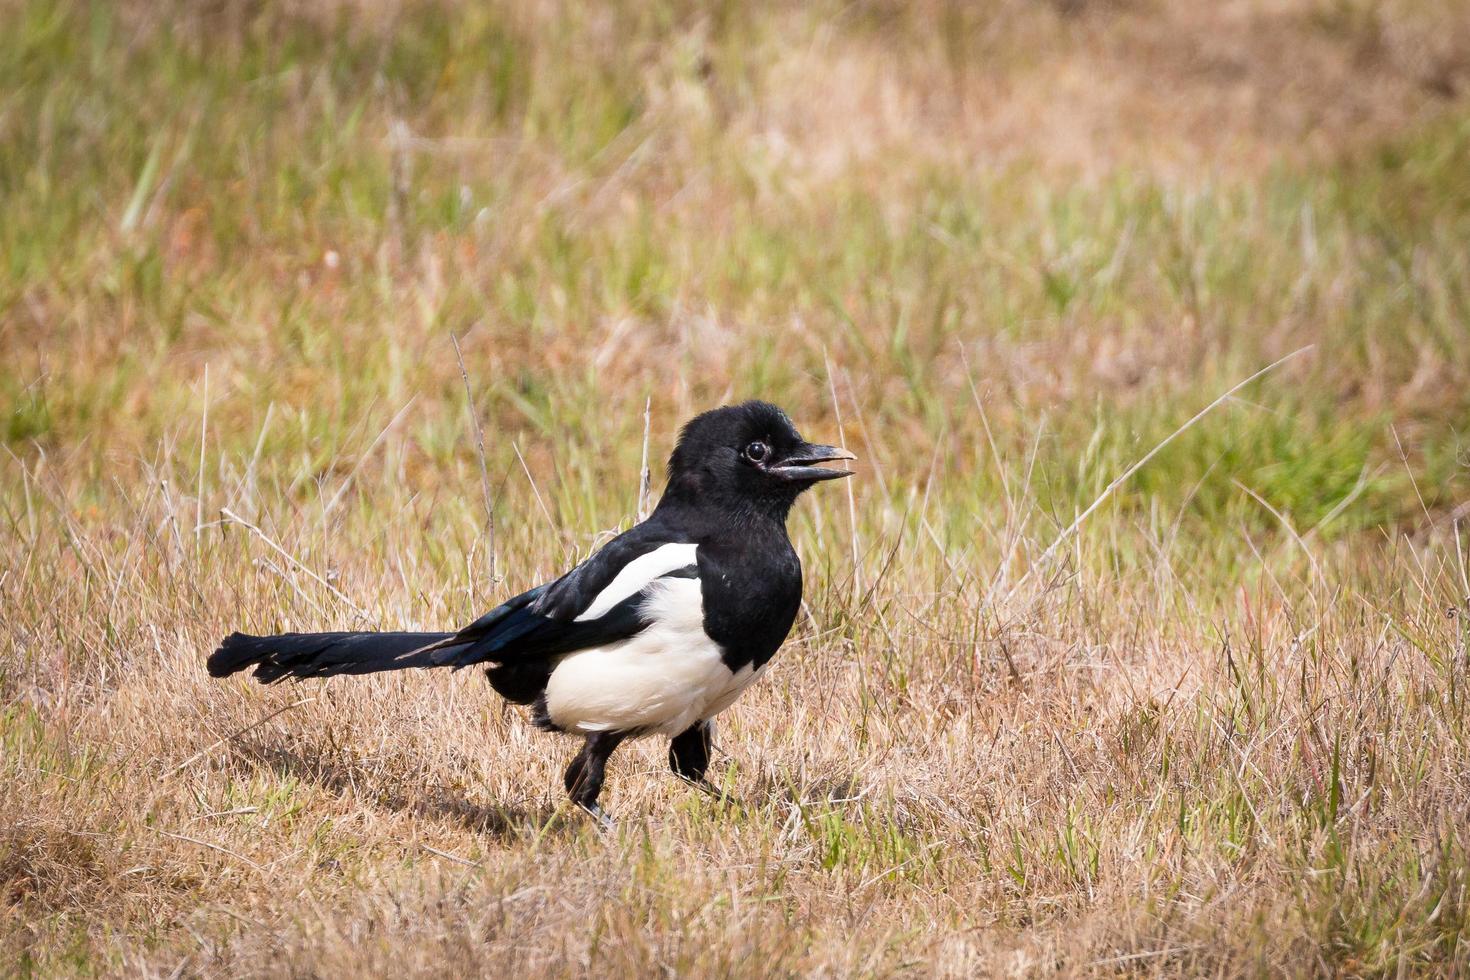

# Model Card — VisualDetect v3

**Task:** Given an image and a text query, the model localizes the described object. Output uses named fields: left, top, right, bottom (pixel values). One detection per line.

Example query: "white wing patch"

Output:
left=573, top=542, right=698, bottom=622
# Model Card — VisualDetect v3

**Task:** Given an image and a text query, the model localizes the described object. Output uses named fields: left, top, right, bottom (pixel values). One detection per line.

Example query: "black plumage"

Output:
left=207, top=400, right=854, bottom=824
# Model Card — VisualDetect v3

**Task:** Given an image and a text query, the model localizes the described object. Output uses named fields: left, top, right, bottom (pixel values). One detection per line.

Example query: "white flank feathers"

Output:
left=545, top=575, right=765, bottom=736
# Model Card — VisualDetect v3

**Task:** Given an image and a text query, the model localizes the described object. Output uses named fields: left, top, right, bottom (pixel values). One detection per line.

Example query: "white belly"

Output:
left=543, top=577, right=766, bottom=736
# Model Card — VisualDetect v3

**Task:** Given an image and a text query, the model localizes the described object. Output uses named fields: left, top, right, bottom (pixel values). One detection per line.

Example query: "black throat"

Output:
left=658, top=469, right=806, bottom=527
left=650, top=494, right=804, bottom=673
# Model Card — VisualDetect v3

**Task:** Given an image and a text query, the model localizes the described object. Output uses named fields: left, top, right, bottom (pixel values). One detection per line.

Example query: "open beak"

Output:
left=771, top=443, right=857, bottom=482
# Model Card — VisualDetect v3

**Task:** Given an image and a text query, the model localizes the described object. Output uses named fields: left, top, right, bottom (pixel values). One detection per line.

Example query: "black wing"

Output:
left=424, top=521, right=696, bottom=676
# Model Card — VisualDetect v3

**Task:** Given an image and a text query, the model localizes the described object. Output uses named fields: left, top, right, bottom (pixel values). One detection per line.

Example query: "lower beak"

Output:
left=771, top=443, right=857, bottom=482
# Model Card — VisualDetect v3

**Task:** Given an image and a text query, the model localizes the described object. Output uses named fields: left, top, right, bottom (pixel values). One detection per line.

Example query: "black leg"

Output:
left=564, top=731, right=626, bottom=828
left=670, top=719, right=743, bottom=810
left=669, top=720, right=714, bottom=783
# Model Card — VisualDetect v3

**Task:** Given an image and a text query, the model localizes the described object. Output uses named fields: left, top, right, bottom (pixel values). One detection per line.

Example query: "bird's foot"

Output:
left=677, top=774, right=745, bottom=813
left=577, top=801, right=617, bottom=833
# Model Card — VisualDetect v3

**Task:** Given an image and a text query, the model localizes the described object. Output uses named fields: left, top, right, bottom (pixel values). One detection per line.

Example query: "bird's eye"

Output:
left=743, top=441, right=770, bottom=463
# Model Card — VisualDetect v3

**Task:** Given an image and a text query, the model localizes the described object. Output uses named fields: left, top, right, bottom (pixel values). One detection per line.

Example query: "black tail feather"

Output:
left=207, top=631, right=461, bottom=683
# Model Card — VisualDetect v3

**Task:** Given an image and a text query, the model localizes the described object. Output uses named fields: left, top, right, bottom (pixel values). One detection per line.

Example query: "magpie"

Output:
left=207, top=401, right=855, bottom=825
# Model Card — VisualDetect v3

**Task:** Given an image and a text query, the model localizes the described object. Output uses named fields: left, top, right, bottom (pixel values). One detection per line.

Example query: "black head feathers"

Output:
left=660, top=401, right=853, bottom=518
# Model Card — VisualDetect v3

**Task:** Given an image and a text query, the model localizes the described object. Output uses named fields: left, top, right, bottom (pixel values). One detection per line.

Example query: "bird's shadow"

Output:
left=747, top=770, right=867, bottom=807
left=223, top=739, right=869, bottom=836
left=227, top=738, right=565, bottom=842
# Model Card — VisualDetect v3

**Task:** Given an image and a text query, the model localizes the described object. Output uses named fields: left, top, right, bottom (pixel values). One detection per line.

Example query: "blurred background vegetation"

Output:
left=3, top=0, right=1470, bottom=973
left=3, top=0, right=1467, bottom=571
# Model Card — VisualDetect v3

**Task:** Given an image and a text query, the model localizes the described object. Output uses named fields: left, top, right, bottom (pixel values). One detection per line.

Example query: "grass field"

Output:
left=4, top=0, right=1470, bottom=974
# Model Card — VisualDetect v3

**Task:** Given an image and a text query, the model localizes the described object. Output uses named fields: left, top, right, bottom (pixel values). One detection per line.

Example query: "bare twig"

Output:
left=219, top=508, right=373, bottom=622
left=421, top=844, right=479, bottom=867
left=1086, top=946, right=1200, bottom=968
left=322, top=395, right=418, bottom=518
left=172, top=697, right=316, bottom=774
left=1233, top=478, right=1324, bottom=586
left=1390, top=423, right=1432, bottom=526
left=199, top=807, right=260, bottom=820
left=824, top=349, right=860, bottom=595
left=195, top=364, right=208, bottom=559
left=512, top=442, right=557, bottom=536
left=452, top=332, right=497, bottom=582
left=1004, top=346, right=1312, bottom=603
left=242, top=402, right=275, bottom=511
left=959, top=341, right=1015, bottom=528
left=1305, top=461, right=1375, bottom=541
left=637, top=396, right=653, bottom=521
left=152, top=828, right=264, bottom=872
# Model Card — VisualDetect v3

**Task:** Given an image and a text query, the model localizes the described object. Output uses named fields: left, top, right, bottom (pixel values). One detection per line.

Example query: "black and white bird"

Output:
left=207, top=401, right=854, bottom=825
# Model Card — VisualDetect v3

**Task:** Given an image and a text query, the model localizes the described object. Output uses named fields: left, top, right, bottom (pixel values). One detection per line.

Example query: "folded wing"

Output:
left=423, top=534, right=700, bottom=704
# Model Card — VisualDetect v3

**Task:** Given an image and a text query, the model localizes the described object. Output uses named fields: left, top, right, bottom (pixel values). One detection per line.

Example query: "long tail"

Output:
left=207, top=631, right=461, bottom=683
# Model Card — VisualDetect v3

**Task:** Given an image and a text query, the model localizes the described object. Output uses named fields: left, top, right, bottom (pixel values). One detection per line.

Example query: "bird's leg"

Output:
left=564, top=731, right=626, bottom=829
left=669, top=720, right=735, bottom=803
left=669, top=720, right=713, bottom=783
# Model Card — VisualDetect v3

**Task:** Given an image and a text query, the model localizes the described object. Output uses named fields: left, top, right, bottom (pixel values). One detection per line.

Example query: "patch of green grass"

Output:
left=802, top=800, right=931, bottom=876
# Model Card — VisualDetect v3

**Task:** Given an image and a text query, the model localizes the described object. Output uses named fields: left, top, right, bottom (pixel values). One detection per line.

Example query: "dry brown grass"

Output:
left=7, top=462, right=1469, bottom=975
left=3, top=0, right=1470, bottom=975
left=6, top=459, right=1469, bottom=975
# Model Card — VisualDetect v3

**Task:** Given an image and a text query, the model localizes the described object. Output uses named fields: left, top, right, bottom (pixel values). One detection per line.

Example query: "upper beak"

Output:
left=771, top=443, right=857, bottom=482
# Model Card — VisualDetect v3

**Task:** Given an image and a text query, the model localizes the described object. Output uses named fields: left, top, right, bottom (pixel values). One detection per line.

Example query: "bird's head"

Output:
left=660, top=401, right=855, bottom=520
